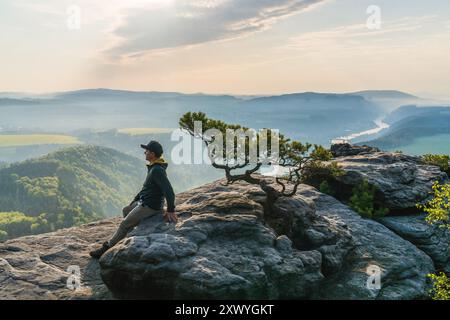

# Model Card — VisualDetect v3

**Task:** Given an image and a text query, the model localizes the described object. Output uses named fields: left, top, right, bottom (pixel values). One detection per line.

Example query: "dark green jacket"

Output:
left=133, top=161, right=176, bottom=212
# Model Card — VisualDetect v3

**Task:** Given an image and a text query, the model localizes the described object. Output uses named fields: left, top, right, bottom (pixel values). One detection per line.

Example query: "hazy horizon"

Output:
left=0, top=87, right=443, bottom=100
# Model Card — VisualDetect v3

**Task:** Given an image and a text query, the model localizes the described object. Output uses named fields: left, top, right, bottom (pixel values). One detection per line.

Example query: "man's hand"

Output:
left=164, top=211, right=178, bottom=223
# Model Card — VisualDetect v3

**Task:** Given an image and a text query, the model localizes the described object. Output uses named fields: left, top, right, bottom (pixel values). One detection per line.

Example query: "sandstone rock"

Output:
left=317, top=151, right=448, bottom=211
left=99, top=180, right=354, bottom=299
left=99, top=178, right=435, bottom=300
left=331, top=143, right=380, bottom=157
left=0, top=218, right=119, bottom=299
left=0, top=174, right=442, bottom=300
left=296, top=185, right=435, bottom=300
left=378, top=214, right=450, bottom=273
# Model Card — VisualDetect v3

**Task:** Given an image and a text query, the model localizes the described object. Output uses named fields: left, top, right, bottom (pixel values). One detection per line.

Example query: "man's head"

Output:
left=140, top=140, right=163, bottom=162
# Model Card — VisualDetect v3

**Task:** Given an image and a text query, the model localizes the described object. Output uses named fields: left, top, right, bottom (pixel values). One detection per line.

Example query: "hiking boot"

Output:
left=89, top=242, right=110, bottom=259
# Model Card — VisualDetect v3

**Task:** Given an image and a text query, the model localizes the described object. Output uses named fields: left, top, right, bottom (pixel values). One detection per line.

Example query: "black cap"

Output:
left=140, top=140, right=163, bottom=158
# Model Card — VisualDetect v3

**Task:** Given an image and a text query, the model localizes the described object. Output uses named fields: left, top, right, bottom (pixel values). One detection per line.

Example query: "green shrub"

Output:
left=428, top=272, right=450, bottom=300
left=302, top=161, right=344, bottom=188
left=417, top=182, right=450, bottom=229
left=420, top=186, right=450, bottom=300
left=348, top=180, right=388, bottom=219
left=319, top=180, right=334, bottom=196
left=422, top=154, right=449, bottom=173
left=0, top=230, right=7, bottom=242
left=306, top=161, right=343, bottom=178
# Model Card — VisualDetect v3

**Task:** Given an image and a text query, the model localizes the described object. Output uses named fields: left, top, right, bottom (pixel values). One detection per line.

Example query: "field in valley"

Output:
left=0, top=134, right=81, bottom=147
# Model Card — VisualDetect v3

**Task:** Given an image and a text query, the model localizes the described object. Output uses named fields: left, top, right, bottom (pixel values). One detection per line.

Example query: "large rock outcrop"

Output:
left=99, top=179, right=435, bottom=300
left=378, top=215, right=450, bottom=273
left=0, top=218, right=119, bottom=299
left=1, top=147, right=447, bottom=300
left=331, top=143, right=380, bottom=157
left=296, top=186, right=435, bottom=299
left=309, top=148, right=448, bottom=211
left=99, top=180, right=354, bottom=299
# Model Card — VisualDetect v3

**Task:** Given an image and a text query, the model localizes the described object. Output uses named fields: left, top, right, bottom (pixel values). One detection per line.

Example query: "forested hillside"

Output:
left=0, top=145, right=144, bottom=241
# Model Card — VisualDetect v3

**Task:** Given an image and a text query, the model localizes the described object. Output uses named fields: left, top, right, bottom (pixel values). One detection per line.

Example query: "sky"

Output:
left=1, top=0, right=450, bottom=96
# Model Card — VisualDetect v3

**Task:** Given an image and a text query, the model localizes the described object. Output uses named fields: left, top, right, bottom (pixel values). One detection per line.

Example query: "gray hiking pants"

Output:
left=108, top=201, right=161, bottom=247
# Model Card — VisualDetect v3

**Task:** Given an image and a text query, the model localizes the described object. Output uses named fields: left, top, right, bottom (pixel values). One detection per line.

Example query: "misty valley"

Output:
left=1, top=88, right=449, bottom=242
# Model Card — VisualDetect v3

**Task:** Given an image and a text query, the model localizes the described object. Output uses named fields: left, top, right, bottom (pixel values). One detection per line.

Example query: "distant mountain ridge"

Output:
left=0, top=88, right=387, bottom=145
left=1, top=88, right=419, bottom=104
left=53, top=88, right=241, bottom=102
left=0, top=98, right=40, bottom=105
left=351, top=90, right=418, bottom=100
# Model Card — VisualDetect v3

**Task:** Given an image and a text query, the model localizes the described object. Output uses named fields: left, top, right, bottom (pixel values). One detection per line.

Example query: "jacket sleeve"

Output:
left=132, top=170, right=149, bottom=204
left=152, top=168, right=176, bottom=212
left=132, top=192, right=140, bottom=204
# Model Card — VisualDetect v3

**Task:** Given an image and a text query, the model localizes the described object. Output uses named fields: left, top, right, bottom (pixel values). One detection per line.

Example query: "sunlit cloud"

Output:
left=12, top=2, right=63, bottom=16
left=283, top=16, right=438, bottom=53
left=2, top=0, right=450, bottom=96
left=103, top=0, right=326, bottom=61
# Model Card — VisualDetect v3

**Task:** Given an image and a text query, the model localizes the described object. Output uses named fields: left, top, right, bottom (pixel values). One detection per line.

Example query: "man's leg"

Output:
left=108, top=203, right=160, bottom=247
left=90, top=203, right=160, bottom=259
left=122, top=201, right=138, bottom=218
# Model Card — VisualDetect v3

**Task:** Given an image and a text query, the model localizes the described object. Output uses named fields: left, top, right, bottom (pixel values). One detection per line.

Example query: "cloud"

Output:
left=104, top=0, right=326, bottom=60
left=11, top=1, right=65, bottom=16
left=282, top=15, right=437, bottom=54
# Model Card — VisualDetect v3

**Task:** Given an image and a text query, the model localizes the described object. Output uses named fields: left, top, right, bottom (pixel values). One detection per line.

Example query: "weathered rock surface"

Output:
left=321, top=151, right=447, bottom=211
left=99, top=178, right=435, bottom=300
left=0, top=150, right=445, bottom=300
left=0, top=218, right=119, bottom=299
left=99, top=180, right=354, bottom=299
left=378, top=214, right=450, bottom=273
left=331, top=143, right=380, bottom=157
left=296, top=186, right=435, bottom=299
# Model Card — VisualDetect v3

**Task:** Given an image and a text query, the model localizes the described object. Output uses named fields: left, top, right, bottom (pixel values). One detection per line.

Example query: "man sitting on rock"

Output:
left=90, top=140, right=178, bottom=259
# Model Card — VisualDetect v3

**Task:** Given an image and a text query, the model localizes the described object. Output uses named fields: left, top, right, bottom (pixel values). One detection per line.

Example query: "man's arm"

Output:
left=152, top=167, right=176, bottom=213
left=130, top=193, right=140, bottom=205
